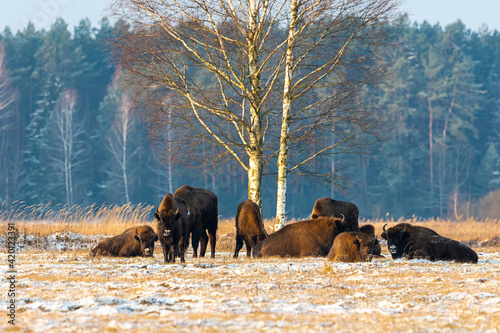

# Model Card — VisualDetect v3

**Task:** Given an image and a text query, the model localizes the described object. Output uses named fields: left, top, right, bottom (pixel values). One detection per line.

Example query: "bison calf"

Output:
left=233, top=200, right=266, bottom=258
left=381, top=223, right=478, bottom=263
left=90, top=225, right=158, bottom=257
left=155, top=193, right=190, bottom=263
left=328, top=232, right=376, bottom=262
left=253, top=217, right=343, bottom=258
left=310, top=198, right=359, bottom=232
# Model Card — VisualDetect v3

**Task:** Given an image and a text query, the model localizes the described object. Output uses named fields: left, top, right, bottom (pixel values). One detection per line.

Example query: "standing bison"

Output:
left=174, top=185, right=218, bottom=258
left=154, top=193, right=190, bottom=263
left=90, top=225, right=158, bottom=257
left=381, top=223, right=478, bottom=263
left=327, top=232, right=376, bottom=262
left=310, top=198, right=359, bottom=232
left=253, top=217, right=344, bottom=258
left=233, top=199, right=266, bottom=258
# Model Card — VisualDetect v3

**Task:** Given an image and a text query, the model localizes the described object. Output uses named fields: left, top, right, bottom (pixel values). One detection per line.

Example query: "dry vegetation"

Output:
left=2, top=203, right=500, bottom=252
left=1, top=205, right=500, bottom=332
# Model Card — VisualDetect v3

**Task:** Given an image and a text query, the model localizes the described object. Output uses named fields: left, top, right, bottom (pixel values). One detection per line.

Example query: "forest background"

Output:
left=1, top=15, right=500, bottom=220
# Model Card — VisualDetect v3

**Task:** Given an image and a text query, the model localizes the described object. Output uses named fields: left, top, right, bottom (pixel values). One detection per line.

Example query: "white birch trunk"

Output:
left=56, top=90, right=77, bottom=206
left=247, top=0, right=264, bottom=219
left=121, top=96, right=130, bottom=203
left=275, top=0, right=298, bottom=231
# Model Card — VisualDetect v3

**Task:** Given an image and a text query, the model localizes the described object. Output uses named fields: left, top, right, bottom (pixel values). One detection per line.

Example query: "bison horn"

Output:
left=382, top=224, right=387, bottom=233
left=135, top=228, right=139, bottom=236
left=175, top=207, right=179, bottom=215
left=402, top=223, right=407, bottom=233
left=341, top=213, right=345, bottom=223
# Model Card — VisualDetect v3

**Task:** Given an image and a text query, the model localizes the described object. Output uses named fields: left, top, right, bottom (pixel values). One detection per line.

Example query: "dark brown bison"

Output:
left=253, top=217, right=344, bottom=258
left=359, top=224, right=382, bottom=256
left=381, top=223, right=478, bottom=263
left=327, top=232, right=376, bottom=262
left=90, top=225, right=158, bottom=257
left=233, top=199, right=266, bottom=258
left=154, top=193, right=190, bottom=263
left=174, top=185, right=218, bottom=258
left=310, top=198, right=359, bottom=232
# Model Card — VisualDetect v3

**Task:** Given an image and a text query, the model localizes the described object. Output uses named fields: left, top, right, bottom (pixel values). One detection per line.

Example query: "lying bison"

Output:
left=154, top=193, right=190, bottom=263
left=174, top=185, right=218, bottom=258
left=253, top=217, right=343, bottom=258
left=359, top=224, right=382, bottom=256
left=310, top=198, right=359, bottom=232
left=327, top=232, right=376, bottom=262
left=90, top=225, right=158, bottom=257
left=381, top=223, right=478, bottom=263
left=233, top=199, right=266, bottom=258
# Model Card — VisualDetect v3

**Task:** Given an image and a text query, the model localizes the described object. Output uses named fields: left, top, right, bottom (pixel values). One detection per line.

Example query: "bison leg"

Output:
left=244, top=237, right=252, bottom=258
left=208, top=231, right=216, bottom=258
left=233, top=234, right=244, bottom=258
left=191, top=229, right=201, bottom=258
left=178, top=236, right=186, bottom=263
left=169, top=244, right=176, bottom=263
left=199, top=230, right=209, bottom=257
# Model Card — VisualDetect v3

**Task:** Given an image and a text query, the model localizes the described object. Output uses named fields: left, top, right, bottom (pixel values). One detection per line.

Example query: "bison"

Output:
left=310, top=198, right=359, bottom=232
left=253, top=217, right=344, bottom=258
left=327, top=232, right=376, bottom=262
left=381, top=223, right=478, bottom=263
left=154, top=193, right=190, bottom=263
left=359, top=224, right=382, bottom=256
left=233, top=199, right=266, bottom=258
left=90, top=225, right=158, bottom=257
left=174, top=185, right=218, bottom=258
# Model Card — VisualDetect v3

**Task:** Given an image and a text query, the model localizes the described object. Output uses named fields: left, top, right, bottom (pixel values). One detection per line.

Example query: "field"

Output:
left=1, top=205, right=500, bottom=332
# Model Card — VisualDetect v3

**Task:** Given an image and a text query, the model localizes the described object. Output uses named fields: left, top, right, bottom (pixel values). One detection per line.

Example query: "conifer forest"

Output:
left=1, top=16, right=500, bottom=220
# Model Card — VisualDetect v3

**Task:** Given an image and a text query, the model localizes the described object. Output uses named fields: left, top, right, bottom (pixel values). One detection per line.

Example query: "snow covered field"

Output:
left=2, top=234, right=500, bottom=332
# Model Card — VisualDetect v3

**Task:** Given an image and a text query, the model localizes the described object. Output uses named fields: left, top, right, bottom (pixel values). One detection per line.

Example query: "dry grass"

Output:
left=0, top=202, right=154, bottom=237
left=2, top=203, right=500, bottom=252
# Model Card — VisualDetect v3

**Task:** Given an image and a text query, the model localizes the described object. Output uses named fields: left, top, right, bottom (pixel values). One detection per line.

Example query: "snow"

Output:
left=1, top=244, right=499, bottom=331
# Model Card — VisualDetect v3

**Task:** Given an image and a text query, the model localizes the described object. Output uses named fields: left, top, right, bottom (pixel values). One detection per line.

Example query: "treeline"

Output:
left=1, top=16, right=500, bottom=219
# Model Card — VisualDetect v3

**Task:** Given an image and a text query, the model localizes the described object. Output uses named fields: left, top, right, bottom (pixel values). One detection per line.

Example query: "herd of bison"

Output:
left=90, top=185, right=479, bottom=264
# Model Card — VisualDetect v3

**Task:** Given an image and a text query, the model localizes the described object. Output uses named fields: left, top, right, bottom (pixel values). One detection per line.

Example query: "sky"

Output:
left=0, top=0, right=500, bottom=33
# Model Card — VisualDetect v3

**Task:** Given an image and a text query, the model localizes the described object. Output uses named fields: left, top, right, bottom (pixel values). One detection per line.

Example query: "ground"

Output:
left=1, top=237, right=499, bottom=332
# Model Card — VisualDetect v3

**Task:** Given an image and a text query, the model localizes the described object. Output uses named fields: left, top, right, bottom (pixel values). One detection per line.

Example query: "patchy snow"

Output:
left=0, top=232, right=106, bottom=252
left=1, top=248, right=499, bottom=332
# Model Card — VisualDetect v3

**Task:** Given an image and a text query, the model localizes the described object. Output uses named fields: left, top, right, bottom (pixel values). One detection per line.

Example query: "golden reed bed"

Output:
left=1, top=203, right=500, bottom=252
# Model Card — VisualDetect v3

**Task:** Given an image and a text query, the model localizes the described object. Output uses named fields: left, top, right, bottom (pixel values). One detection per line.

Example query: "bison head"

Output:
left=134, top=228, right=158, bottom=257
left=381, top=224, right=409, bottom=259
left=154, top=206, right=181, bottom=239
left=353, top=234, right=375, bottom=262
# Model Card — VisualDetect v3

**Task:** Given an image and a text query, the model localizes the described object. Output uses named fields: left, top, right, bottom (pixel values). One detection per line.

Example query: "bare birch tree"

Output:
left=110, top=0, right=397, bottom=223
left=275, top=0, right=398, bottom=229
left=51, top=89, right=83, bottom=206
left=107, top=94, right=138, bottom=203
left=110, top=0, right=285, bottom=213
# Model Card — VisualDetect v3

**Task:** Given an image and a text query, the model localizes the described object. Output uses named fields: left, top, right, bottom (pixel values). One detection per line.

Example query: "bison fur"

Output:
left=359, top=224, right=382, bottom=256
left=253, top=217, right=344, bottom=258
left=381, top=223, right=478, bottom=263
left=174, top=185, right=218, bottom=258
left=310, top=198, right=359, bottom=232
left=327, top=232, right=376, bottom=262
left=90, top=225, right=157, bottom=257
left=233, top=199, right=266, bottom=258
left=155, top=193, right=190, bottom=263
